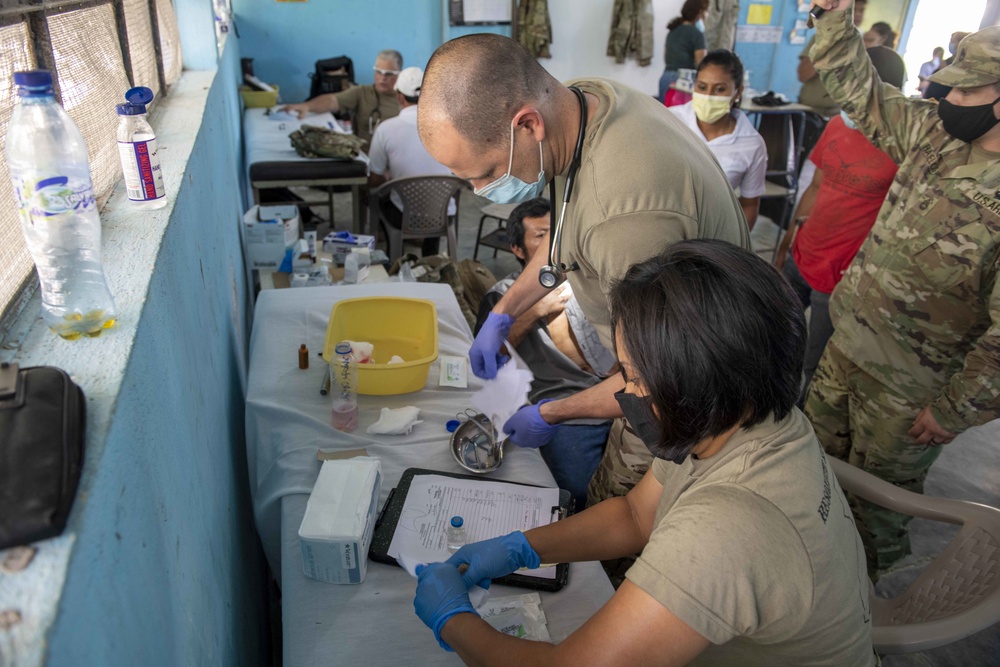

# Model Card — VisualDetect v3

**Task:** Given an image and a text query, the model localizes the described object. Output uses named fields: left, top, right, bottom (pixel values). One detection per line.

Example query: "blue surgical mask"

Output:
left=474, top=122, right=546, bottom=204
left=696, top=19, right=705, bottom=32
left=840, top=110, right=857, bottom=131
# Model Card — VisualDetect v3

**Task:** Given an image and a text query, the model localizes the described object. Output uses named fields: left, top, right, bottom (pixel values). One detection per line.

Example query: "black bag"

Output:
left=0, top=363, right=85, bottom=550
left=308, top=55, right=355, bottom=101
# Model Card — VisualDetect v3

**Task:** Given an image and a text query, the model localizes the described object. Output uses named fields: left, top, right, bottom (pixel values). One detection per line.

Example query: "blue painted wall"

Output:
left=43, top=35, right=268, bottom=666
left=233, top=0, right=447, bottom=103
left=736, top=0, right=914, bottom=102
left=231, top=0, right=515, bottom=103
left=735, top=1, right=810, bottom=101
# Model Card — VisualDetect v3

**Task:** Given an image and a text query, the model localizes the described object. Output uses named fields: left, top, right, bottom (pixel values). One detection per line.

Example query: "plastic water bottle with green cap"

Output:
left=5, top=70, right=116, bottom=339
left=116, top=86, right=166, bottom=209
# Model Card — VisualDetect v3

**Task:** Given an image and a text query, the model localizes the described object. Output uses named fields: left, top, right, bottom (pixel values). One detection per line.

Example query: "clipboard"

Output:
left=369, top=467, right=572, bottom=592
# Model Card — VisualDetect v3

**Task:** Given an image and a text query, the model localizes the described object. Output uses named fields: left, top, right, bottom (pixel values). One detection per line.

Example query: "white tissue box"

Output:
left=299, top=457, right=382, bottom=584
left=322, top=233, right=376, bottom=262
left=243, top=204, right=301, bottom=270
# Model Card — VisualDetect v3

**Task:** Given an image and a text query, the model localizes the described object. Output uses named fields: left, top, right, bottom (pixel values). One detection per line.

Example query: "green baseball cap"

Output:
left=929, top=26, right=1000, bottom=89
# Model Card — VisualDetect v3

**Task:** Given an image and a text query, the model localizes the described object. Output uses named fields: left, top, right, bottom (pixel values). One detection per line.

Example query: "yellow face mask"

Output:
left=692, top=92, right=734, bottom=124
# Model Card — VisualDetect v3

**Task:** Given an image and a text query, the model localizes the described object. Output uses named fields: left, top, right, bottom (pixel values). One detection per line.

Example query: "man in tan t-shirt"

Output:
left=419, top=34, right=749, bottom=522
left=283, top=49, right=403, bottom=146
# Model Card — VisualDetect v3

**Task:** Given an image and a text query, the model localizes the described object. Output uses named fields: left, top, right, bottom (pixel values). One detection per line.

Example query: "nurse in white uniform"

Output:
left=670, top=50, right=767, bottom=229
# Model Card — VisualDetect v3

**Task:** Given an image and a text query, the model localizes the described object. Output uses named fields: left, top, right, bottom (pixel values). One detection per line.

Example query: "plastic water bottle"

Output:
left=447, top=516, right=466, bottom=553
left=116, top=87, right=166, bottom=209
left=330, top=341, right=359, bottom=432
left=5, top=70, right=116, bottom=339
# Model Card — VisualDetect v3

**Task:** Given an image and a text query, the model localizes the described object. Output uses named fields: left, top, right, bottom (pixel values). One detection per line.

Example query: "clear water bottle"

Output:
left=116, top=86, right=166, bottom=210
left=330, top=341, right=359, bottom=432
left=447, top=516, right=466, bottom=553
left=5, top=70, right=116, bottom=340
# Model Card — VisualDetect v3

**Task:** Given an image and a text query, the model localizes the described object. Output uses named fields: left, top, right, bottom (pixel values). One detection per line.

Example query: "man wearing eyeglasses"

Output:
left=282, top=49, right=403, bottom=146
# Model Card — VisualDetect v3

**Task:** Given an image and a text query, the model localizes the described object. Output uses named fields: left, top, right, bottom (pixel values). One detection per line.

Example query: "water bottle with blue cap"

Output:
left=116, top=86, right=166, bottom=209
left=5, top=70, right=117, bottom=339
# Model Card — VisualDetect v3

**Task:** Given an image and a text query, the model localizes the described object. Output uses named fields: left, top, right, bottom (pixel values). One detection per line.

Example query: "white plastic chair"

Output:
left=827, top=455, right=1000, bottom=654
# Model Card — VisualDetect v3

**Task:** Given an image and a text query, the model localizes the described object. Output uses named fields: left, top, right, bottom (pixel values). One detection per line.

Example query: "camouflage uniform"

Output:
left=607, top=0, right=654, bottom=67
left=704, top=0, right=740, bottom=52
left=516, top=0, right=552, bottom=59
left=806, top=15, right=1000, bottom=574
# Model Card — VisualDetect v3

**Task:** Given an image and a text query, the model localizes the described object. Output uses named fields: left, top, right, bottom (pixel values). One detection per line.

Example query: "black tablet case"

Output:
left=369, top=467, right=571, bottom=592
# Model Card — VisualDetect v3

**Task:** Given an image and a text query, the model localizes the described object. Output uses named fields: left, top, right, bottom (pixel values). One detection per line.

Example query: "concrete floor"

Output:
left=314, top=191, right=1000, bottom=665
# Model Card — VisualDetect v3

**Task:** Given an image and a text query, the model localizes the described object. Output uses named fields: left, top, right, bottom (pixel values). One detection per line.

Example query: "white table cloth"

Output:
left=246, top=283, right=615, bottom=665
left=243, top=109, right=368, bottom=169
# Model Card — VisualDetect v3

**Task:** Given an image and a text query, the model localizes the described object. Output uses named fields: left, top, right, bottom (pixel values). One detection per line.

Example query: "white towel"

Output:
left=366, top=406, right=422, bottom=435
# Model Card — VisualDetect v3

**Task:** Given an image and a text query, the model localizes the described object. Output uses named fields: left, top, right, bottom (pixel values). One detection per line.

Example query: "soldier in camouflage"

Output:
left=806, top=0, right=1000, bottom=576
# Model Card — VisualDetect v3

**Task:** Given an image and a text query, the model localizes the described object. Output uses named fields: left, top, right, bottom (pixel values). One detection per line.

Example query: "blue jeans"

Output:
left=658, top=70, right=678, bottom=104
left=540, top=422, right=611, bottom=513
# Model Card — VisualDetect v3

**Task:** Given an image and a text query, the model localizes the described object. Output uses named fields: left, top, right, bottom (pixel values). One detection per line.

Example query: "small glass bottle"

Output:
left=447, top=516, right=466, bottom=553
left=115, top=86, right=167, bottom=210
left=330, top=341, right=359, bottom=432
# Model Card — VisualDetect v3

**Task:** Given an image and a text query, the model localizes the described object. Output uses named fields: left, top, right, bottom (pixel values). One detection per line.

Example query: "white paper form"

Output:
left=387, top=475, right=560, bottom=579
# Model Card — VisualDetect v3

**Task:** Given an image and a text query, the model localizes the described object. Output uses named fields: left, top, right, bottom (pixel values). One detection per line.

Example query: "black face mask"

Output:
left=614, top=389, right=690, bottom=465
left=938, top=94, right=1000, bottom=143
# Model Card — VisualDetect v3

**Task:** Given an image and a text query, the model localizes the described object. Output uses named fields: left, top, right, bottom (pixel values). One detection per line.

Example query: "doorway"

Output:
left=901, top=0, right=988, bottom=96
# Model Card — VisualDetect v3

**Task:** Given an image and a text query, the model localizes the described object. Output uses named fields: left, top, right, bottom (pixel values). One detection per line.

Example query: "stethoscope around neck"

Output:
left=539, top=86, right=587, bottom=288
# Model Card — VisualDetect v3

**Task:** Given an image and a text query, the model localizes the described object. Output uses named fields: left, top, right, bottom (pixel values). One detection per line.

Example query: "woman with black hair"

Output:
left=863, top=21, right=898, bottom=50
left=670, top=49, right=767, bottom=229
left=659, top=0, right=709, bottom=105
left=414, top=240, right=876, bottom=666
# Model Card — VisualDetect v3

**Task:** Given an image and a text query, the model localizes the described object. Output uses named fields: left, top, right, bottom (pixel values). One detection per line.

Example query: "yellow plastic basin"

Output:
left=323, top=297, right=438, bottom=395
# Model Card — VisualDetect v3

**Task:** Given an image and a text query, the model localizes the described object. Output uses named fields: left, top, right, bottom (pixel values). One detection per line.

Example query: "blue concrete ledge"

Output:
left=0, top=34, right=268, bottom=667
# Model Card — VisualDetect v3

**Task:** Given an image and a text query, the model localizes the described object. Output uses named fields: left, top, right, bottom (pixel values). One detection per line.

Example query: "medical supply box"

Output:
left=322, top=232, right=375, bottom=263
left=243, top=204, right=300, bottom=270
left=298, top=457, right=382, bottom=584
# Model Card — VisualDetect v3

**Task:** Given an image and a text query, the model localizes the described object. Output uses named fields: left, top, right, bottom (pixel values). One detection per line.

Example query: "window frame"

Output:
left=0, top=0, right=175, bottom=336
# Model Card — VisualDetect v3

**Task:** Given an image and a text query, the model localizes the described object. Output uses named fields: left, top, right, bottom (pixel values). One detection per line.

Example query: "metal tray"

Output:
left=449, top=413, right=504, bottom=474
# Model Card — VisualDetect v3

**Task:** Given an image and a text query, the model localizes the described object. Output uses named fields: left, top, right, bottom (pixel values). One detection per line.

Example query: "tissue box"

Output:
left=298, top=457, right=382, bottom=584
left=323, top=232, right=376, bottom=263
left=243, top=204, right=300, bottom=270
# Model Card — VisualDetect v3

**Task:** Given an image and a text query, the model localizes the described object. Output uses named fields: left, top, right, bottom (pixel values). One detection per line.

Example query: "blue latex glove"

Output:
left=469, top=312, right=514, bottom=379
left=414, top=563, right=478, bottom=651
left=503, top=399, right=558, bottom=449
left=446, top=531, right=541, bottom=589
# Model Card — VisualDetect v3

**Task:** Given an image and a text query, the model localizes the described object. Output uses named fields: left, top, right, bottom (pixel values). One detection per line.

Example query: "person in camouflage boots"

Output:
left=807, top=1, right=1000, bottom=577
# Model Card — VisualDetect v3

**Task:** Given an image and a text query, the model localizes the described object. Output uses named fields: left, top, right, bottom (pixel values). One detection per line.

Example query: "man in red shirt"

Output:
left=781, top=46, right=905, bottom=401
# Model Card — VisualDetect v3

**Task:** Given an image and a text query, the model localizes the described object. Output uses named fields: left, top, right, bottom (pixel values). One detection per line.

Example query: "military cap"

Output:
left=929, top=26, right=1000, bottom=89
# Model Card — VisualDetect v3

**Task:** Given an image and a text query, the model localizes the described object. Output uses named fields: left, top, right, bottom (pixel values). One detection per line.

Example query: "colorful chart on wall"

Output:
left=747, top=3, right=774, bottom=25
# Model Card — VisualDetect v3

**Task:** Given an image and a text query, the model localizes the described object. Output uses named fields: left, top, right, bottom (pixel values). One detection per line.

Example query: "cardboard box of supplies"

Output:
left=322, top=232, right=375, bottom=263
left=298, top=457, right=382, bottom=584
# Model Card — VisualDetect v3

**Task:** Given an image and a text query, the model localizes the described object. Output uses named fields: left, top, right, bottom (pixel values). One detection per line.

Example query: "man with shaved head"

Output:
left=420, top=34, right=750, bottom=543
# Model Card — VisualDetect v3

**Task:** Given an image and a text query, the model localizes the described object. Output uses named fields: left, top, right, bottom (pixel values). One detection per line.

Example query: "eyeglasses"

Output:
left=373, top=67, right=400, bottom=77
